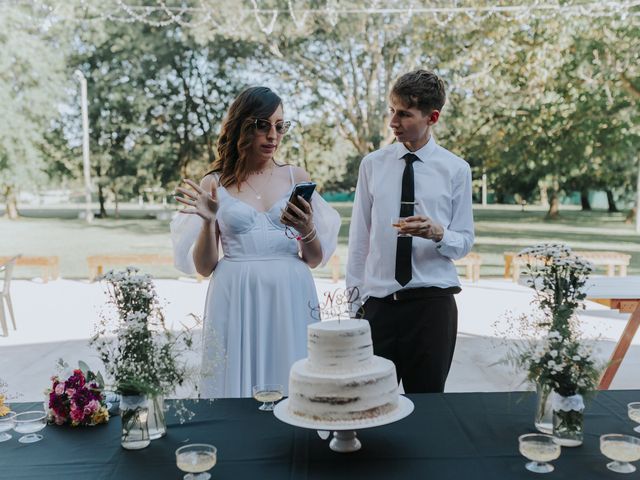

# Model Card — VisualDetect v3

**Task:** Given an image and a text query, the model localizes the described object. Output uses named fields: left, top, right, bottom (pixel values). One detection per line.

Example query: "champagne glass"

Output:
left=518, top=433, right=561, bottom=473
left=0, top=411, right=17, bottom=442
left=176, top=444, right=217, bottom=480
left=392, top=217, right=410, bottom=237
left=628, top=403, right=640, bottom=433
left=600, top=434, right=640, bottom=474
left=13, top=410, right=47, bottom=443
left=252, top=384, right=283, bottom=411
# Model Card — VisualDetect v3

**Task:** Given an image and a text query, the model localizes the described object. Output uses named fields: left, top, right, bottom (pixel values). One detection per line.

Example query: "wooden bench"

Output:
left=0, top=255, right=59, bottom=283
left=505, top=250, right=632, bottom=282
left=87, top=254, right=174, bottom=281
left=327, top=253, right=482, bottom=283
left=454, top=252, right=482, bottom=282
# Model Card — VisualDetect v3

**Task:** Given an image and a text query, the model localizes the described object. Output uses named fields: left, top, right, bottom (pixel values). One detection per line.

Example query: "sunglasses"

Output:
left=253, top=118, right=291, bottom=135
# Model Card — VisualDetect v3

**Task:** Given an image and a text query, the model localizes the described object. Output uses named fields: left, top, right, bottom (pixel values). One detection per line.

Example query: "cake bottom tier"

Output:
left=288, top=356, right=399, bottom=422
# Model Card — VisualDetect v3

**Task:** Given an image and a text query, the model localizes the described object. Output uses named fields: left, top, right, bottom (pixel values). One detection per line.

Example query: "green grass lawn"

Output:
left=1, top=204, right=639, bottom=279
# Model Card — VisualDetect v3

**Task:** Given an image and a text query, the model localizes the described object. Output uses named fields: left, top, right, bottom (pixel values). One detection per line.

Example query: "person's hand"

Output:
left=174, top=178, right=218, bottom=222
left=281, top=196, right=314, bottom=236
left=397, top=215, right=444, bottom=242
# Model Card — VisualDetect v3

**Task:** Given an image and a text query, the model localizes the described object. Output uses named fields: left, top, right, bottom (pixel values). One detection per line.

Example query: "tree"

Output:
left=0, top=4, right=67, bottom=218
left=54, top=21, right=256, bottom=215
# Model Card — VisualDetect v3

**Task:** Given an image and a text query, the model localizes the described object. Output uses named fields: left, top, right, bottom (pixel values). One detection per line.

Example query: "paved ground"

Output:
left=1, top=277, right=638, bottom=401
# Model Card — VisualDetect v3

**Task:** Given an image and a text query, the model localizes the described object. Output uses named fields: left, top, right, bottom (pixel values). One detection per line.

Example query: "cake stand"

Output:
left=273, top=396, right=414, bottom=453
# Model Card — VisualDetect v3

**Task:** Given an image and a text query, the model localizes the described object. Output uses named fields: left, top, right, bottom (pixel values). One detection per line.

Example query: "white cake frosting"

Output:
left=288, top=319, right=399, bottom=422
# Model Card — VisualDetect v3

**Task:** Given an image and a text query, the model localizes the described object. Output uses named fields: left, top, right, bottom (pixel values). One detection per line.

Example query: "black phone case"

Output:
left=288, top=182, right=316, bottom=205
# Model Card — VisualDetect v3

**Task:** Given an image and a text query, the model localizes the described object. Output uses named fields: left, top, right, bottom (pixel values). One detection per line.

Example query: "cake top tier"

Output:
left=309, top=319, right=369, bottom=333
left=307, top=319, right=374, bottom=372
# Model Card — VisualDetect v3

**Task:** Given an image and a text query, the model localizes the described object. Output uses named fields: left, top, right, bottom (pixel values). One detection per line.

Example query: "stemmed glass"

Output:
left=175, top=444, right=217, bottom=480
left=628, top=403, right=640, bottom=433
left=600, top=434, right=640, bottom=474
left=252, top=384, right=283, bottom=411
left=13, top=410, right=47, bottom=443
left=0, top=411, right=17, bottom=442
left=518, top=433, right=561, bottom=473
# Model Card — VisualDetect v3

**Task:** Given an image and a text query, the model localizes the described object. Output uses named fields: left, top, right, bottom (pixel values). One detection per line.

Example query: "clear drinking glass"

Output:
left=600, top=434, right=640, bottom=474
left=628, top=403, right=640, bottom=433
left=176, top=444, right=217, bottom=480
left=392, top=217, right=411, bottom=237
left=518, top=433, right=561, bottom=473
left=13, top=410, right=47, bottom=443
left=0, top=411, right=17, bottom=442
left=252, top=384, right=283, bottom=411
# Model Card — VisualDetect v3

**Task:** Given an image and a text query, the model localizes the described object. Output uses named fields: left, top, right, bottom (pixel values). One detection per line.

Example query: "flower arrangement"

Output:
left=518, top=330, right=601, bottom=398
left=0, top=395, right=9, bottom=417
left=45, top=367, right=109, bottom=426
left=90, top=267, right=197, bottom=397
left=518, top=243, right=593, bottom=337
left=504, top=243, right=603, bottom=444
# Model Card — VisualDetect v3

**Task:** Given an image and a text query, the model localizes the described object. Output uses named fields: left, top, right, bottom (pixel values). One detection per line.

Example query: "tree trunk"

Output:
left=580, top=190, right=591, bottom=211
left=605, top=189, right=618, bottom=212
left=113, top=188, right=120, bottom=219
left=3, top=185, right=19, bottom=219
left=546, top=191, right=560, bottom=219
left=98, top=184, right=107, bottom=218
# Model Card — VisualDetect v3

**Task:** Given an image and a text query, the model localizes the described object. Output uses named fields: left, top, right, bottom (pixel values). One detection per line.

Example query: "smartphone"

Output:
left=287, top=182, right=316, bottom=208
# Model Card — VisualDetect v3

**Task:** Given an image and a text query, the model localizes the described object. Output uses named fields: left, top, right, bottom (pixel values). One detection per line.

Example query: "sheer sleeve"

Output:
left=310, top=192, right=341, bottom=266
left=169, top=213, right=203, bottom=275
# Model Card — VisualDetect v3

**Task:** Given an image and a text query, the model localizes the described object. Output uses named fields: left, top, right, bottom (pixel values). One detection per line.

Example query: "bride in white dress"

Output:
left=170, top=87, right=340, bottom=398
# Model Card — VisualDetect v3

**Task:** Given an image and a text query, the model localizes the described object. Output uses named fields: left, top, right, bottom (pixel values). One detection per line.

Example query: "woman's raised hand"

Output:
left=174, top=178, right=219, bottom=222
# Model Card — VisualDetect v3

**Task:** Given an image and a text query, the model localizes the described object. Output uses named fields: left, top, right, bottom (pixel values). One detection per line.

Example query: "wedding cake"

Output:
left=287, top=319, right=399, bottom=423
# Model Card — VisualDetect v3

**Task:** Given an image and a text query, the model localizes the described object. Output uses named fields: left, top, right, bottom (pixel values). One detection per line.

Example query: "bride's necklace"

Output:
left=244, top=167, right=274, bottom=200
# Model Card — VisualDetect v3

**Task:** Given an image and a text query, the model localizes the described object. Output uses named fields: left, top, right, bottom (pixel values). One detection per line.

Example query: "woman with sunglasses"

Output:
left=171, top=86, right=340, bottom=398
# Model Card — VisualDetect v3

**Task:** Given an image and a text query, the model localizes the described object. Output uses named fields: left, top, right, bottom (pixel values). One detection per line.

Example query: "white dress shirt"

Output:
left=346, top=137, right=475, bottom=303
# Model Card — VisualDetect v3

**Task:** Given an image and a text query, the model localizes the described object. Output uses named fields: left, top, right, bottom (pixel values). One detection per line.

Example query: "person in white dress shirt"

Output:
left=346, top=70, right=474, bottom=393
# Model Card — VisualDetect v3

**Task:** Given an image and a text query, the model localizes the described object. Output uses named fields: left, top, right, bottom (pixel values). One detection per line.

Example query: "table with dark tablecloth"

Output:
left=1, top=390, right=638, bottom=479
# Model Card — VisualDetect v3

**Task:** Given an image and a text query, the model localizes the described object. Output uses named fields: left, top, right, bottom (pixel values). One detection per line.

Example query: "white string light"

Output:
left=2, top=0, right=639, bottom=29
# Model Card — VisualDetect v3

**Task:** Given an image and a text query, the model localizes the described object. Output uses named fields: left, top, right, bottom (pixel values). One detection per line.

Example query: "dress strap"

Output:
left=288, top=165, right=295, bottom=186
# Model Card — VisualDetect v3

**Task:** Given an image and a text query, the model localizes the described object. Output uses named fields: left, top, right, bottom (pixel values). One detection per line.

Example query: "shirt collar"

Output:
left=396, top=136, right=437, bottom=162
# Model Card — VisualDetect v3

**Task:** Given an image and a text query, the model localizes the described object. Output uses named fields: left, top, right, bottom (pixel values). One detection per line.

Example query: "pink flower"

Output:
left=84, top=400, right=100, bottom=415
left=65, top=388, right=76, bottom=397
left=54, top=413, right=66, bottom=425
left=54, top=383, right=65, bottom=395
left=70, top=407, right=85, bottom=423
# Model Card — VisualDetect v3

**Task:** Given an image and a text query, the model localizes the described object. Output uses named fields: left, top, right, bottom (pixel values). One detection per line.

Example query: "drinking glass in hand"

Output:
left=0, top=411, right=16, bottom=442
left=628, top=402, right=640, bottom=433
left=600, top=434, right=640, bottom=474
left=392, top=217, right=411, bottom=237
left=252, top=384, right=283, bottom=411
left=518, top=433, right=561, bottom=473
left=176, top=444, right=217, bottom=480
left=13, top=411, right=47, bottom=444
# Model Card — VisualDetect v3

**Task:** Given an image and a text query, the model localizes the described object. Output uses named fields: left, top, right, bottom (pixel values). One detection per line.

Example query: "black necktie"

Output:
left=395, top=153, right=418, bottom=287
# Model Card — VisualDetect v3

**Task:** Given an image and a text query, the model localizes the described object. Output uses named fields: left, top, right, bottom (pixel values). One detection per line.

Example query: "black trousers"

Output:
left=362, top=294, right=458, bottom=393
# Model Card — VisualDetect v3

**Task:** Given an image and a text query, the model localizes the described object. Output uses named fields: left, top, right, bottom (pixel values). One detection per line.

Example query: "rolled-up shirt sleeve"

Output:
left=434, top=163, right=474, bottom=260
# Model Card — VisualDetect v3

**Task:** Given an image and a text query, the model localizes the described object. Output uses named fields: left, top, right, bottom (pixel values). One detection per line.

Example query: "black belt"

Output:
left=373, top=286, right=461, bottom=302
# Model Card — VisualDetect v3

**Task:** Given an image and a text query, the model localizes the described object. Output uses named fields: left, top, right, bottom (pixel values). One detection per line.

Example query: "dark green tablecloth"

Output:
left=1, top=391, right=638, bottom=479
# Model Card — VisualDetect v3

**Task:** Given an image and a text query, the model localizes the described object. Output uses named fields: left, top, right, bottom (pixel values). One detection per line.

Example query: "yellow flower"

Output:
left=92, top=406, right=110, bottom=425
left=0, top=395, right=10, bottom=416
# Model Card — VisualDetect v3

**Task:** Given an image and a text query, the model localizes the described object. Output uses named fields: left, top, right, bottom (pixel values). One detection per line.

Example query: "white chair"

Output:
left=0, top=255, right=20, bottom=336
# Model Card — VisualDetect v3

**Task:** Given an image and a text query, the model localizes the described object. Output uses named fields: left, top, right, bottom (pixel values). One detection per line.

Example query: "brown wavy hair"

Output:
left=210, top=86, right=283, bottom=188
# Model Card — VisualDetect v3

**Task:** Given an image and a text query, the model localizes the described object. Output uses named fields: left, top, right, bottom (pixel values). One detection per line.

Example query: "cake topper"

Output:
left=308, top=286, right=364, bottom=321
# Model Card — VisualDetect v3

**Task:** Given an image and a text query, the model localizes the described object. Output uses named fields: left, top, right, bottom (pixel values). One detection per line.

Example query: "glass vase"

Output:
left=148, top=394, right=166, bottom=440
left=534, top=383, right=553, bottom=434
left=552, top=392, right=584, bottom=447
left=120, top=394, right=150, bottom=450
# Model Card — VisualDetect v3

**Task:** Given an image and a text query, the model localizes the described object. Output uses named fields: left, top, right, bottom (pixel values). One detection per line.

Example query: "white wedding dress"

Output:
left=170, top=167, right=340, bottom=398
